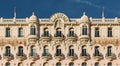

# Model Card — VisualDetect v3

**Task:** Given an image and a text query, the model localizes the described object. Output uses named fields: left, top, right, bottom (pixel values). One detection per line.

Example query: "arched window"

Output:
left=18, top=63, right=22, bottom=66
left=107, top=46, right=112, bottom=56
left=69, top=28, right=74, bottom=36
left=5, top=46, right=11, bottom=56
left=6, top=28, right=10, bottom=37
left=18, top=28, right=23, bottom=37
left=30, top=26, right=36, bottom=35
left=69, top=46, right=74, bottom=56
left=94, top=46, right=100, bottom=56
left=56, top=28, right=62, bottom=37
left=56, top=63, right=61, bottom=66
left=82, top=46, right=87, bottom=56
left=30, top=46, right=36, bottom=56
left=18, top=46, right=23, bottom=56
left=108, top=63, right=112, bottom=66
left=82, top=26, right=87, bottom=35
left=43, top=46, right=49, bottom=56
left=6, top=63, right=10, bottom=66
left=44, top=28, right=49, bottom=37
left=30, top=63, right=35, bottom=66
left=95, top=62, right=99, bottom=66
left=69, top=63, right=74, bottom=66
left=43, top=62, right=49, bottom=66
left=56, top=46, right=61, bottom=56
left=82, top=62, right=86, bottom=66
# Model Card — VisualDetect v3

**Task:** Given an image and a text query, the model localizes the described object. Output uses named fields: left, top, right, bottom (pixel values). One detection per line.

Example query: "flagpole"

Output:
left=102, top=7, right=104, bottom=18
left=14, top=7, right=16, bottom=18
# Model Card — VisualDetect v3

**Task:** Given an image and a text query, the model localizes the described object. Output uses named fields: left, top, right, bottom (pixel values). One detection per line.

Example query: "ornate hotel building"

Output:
left=0, top=12, right=120, bottom=66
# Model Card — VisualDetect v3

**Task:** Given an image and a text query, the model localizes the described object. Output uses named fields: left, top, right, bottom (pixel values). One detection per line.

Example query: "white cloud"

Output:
left=71, top=0, right=120, bottom=16
left=72, top=0, right=102, bottom=9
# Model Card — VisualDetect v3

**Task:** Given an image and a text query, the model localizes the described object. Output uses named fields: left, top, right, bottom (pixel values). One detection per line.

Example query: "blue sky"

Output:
left=0, top=0, right=119, bottom=18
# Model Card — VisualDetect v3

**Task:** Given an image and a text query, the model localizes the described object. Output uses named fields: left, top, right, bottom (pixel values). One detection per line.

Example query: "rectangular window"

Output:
left=6, top=28, right=10, bottom=37
left=57, top=31, right=61, bottom=37
left=108, top=63, right=112, bottom=66
left=56, top=49, right=61, bottom=56
left=69, top=31, right=74, bottom=36
left=18, top=28, right=23, bottom=37
left=44, top=49, right=48, bottom=55
left=95, top=28, right=99, bottom=37
left=44, top=31, right=49, bottom=37
left=6, top=63, right=10, bottom=66
left=108, top=28, right=112, bottom=37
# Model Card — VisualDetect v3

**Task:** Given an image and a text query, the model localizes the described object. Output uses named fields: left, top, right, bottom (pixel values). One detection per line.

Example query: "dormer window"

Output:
left=18, top=28, right=23, bottom=37
left=95, top=28, right=99, bottom=37
left=56, top=28, right=62, bottom=37
left=108, top=28, right=112, bottom=37
left=82, top=26, right=87, bottom=35
left=44, top=28, right=49, bottom=37
left=30, top=26, right=36, bottom=35
left=69, top=28, right=74, bottom=36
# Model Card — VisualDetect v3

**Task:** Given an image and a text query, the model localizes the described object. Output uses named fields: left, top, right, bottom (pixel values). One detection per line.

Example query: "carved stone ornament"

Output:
left=50, top=13, right=69, bottom=23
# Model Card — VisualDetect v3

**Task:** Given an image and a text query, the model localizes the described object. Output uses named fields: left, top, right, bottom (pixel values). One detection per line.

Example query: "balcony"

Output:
left=93, top=53, right=103, bottom=61
left=28, top=34, right=38, bottom=44
left=41, top=53, right=52, bottom=61
left=54, top=34, right=64, bottom=41
left=28, top=34, right=38, bottom=39
left=54, top=53, right=64, bottom=61
left=67, top=53, right=77, bottom=61
left=79, top=35, right=89, bottom=39
left=105, top=53, right=116, bottom=61
left=3, top=53, right=14, bottom=61
left=67, top=34, right=77, bottom=41
left=80, top=53, right=90, bottom=61
left=29, top=53, right=39, bottom=61
left=40, top=34, right=52, bottom=41
left=16, top=53, right=26, bottom=61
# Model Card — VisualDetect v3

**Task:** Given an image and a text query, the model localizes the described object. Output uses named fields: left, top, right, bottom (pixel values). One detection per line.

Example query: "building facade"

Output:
left=0, top=12, right=120, bottom=66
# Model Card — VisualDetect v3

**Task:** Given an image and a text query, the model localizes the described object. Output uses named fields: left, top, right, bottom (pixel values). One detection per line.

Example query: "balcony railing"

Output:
left=16, top=53, right=26, bottom=61
left=80, top=53, right=90, bottom=61
left=40, top=33, right=52, bottom=41
left=67, top=34, right=77, bottom=41
left=67, top=53, right=77, bottom=61
left=3, top=53, right=14, bottom=61
left=105, top=53, right=116, bottom=61
left=29, top=53, right=39, bottom=61
left=41, top=53, right=52, bottom=61
left=93, top=53, right=103, bottom=61
left=54, top=53, right=64, bottom=61
left=54, top=34, right=64, bottom=40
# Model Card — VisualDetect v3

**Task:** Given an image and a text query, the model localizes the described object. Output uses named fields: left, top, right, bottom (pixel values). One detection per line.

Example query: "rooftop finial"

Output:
left=32, top=12, right=35, bottom=15
left=83, top=12, right=86, bottom=15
